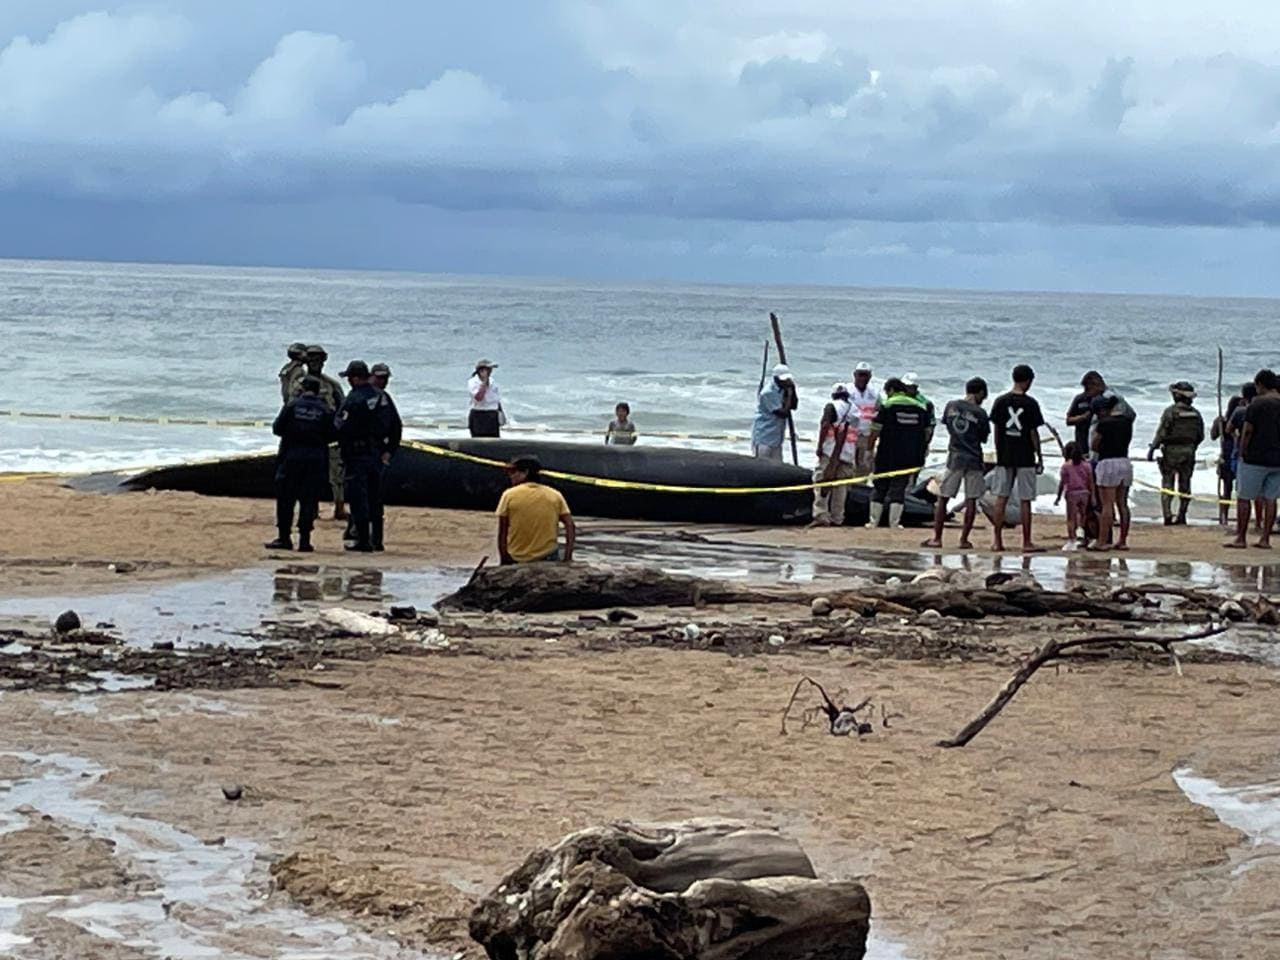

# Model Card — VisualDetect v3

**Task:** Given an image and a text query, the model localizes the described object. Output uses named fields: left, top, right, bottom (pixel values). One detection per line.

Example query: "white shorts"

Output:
left=939, top=467, right=986, bottom=500
left=1095, top=457, right=1133, bottom=489
left=989, top=466, right=1037, bottom=502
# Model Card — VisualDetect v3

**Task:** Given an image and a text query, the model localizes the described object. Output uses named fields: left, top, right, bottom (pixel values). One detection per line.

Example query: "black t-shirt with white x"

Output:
left=990, top=391, right=1045, bottom=468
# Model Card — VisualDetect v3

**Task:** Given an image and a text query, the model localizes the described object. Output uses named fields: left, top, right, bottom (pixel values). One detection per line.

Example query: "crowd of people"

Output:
left=268, top=342, right=1280, bottom=560
left=764, top=361, right=1280, bottom=553
left=271, top=343, right=402, bottom=553
left=271, top=347, right=577, bottom=562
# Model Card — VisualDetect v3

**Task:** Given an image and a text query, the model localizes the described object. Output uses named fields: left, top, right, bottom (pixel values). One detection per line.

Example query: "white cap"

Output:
left=772, top=364, right=793, bottom=382
left=853, top=361, right=872, bottom=374
left=902, top=371, right=920, bottom=387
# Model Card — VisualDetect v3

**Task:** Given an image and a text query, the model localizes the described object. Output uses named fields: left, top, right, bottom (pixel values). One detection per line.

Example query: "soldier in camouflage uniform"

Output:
left=291, top=345, right=348, bottom=521
left=278, top=342, right=308, bottom=402
left=1147, top=380, right=1205, bottom=525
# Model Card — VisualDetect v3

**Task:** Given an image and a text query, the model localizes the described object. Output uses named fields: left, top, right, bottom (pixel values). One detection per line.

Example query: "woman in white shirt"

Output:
left=468, top=359, right=504, bottom=437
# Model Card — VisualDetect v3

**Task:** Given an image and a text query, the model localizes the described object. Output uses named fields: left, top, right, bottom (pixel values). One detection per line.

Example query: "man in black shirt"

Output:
left=866, top=378, right=926, bottom=529
left=266, top=376, right=335, bottom=551
left=988, top=364, right=1045, bottom=553
left=1228, top=369, right=1280, bottom=549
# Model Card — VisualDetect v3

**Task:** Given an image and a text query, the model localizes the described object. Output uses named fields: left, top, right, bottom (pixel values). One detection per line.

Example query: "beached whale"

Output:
left=119, top=439, right=938, bottom=527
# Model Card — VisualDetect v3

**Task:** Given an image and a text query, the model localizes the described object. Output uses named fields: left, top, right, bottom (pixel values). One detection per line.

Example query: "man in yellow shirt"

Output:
left=496, top=457, right=576, bottom=564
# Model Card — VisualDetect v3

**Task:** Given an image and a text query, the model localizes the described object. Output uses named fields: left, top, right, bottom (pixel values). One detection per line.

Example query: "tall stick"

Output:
left=1217, top=347, right=1226, bottom=508
left=769, top=312, right=800, bottom=466
left=757, top=340, right=770, bottom=394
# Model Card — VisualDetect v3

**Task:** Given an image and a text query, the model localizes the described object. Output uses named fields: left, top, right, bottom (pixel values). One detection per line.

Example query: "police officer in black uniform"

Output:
left=266, top=375, right=335, bottom=551
left=369, top=362, right=404, bottom=552
left=335, top=361, right=384, bottom=552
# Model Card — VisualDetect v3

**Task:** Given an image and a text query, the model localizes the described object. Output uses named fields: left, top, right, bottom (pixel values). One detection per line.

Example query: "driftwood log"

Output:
left=469, top=819, right=870, bottom=960
left=438, top=563, right=1139, bottom=620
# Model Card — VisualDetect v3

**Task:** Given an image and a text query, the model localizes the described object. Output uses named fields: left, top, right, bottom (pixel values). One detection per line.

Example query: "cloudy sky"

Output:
left=2, top=1, right=1278, bottom=294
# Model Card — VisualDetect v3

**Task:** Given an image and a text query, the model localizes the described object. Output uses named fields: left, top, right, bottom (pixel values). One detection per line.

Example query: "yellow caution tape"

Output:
left=403, top=440, right=931, bottom=495
left=1129, top=477, right=1235, bottom=507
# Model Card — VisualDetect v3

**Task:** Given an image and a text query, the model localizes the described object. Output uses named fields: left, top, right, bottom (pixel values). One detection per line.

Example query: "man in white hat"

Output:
left=848, top=362, right=881, bottom=474
left=752, top=363, right=797, bottom=461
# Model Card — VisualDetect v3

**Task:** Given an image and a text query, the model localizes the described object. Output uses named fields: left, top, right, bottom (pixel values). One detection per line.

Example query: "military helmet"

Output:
left=1170, top=380, right=1196, bottom=398
left=305, top=344, right=328, bottom=359
left=371, top=362, right=391, bottom=378
left=287, top=341, right=308, bottom=359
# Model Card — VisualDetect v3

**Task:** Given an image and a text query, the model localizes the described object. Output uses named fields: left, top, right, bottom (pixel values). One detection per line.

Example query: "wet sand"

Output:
left=3, top=477, right=1280, bottom=957
left=3, top=478, right=1278, bottom=596
left=2, top=638, right=1279, bottom=957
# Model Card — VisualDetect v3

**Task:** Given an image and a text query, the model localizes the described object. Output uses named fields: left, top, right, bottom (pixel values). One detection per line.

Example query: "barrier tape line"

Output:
left=1129, top=477, right=1235, bottom=507
left=404, top=440, right=935, bottom=495
left=0, top=407, right=1227, bottom=467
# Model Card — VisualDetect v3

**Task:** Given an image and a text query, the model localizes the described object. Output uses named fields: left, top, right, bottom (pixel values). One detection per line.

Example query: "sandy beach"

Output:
left=2, top=478, right=1280, bottom=958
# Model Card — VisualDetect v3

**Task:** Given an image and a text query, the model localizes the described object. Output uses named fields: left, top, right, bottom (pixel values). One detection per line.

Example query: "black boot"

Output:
left=264, top=535, right=293, bottom=550
left=297, top=532, right=314, bottom=553
left=371, top=518, right=385, bottom=552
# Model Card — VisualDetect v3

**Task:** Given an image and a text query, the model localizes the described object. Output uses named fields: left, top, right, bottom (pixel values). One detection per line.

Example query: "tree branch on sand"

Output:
left=937, top=624, right=1228, bottom=748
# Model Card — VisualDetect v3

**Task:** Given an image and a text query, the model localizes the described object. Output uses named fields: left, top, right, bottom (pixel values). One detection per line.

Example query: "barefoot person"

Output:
left=1147, top=381, right=1204, bottom=526
left=1227, top=369, right=1280, bottom=550
left=497, top=456, right=576, bottom=564
left=1090, top=394, right=1134, bottom=551
left=923, top=377, right=989, bottom=549
left=1212, top=385, right=1248, bottom=525
left=989, top=365, right=1045, bottom=553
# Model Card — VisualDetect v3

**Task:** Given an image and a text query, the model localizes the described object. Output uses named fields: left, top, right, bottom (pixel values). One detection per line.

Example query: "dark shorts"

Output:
left=469, top=409, right=501, bottom=437
left=872, top=474, right=911, bottom=504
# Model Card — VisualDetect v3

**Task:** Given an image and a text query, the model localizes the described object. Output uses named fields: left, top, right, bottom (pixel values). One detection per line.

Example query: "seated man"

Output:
left=497, top=456, right=576, bottom=564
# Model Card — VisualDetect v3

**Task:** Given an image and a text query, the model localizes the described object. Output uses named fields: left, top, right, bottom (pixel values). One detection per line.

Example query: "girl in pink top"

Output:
left=1056, top=442, right=1095, bottom=547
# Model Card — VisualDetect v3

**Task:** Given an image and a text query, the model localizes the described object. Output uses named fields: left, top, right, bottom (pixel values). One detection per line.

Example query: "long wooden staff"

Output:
left=769, top=312, right=800, bottom=466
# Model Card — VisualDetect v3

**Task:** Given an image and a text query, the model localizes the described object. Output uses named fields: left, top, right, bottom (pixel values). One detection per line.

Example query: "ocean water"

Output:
left=1, top=258, right=1277, bottom=477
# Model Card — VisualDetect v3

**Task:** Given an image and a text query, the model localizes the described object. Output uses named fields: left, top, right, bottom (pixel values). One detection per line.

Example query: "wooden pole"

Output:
left=1217, top=347, right=1226, bottom=510
left=757, top=340, right=770, bottom=394
left=769, top=312, right=800, bottom=466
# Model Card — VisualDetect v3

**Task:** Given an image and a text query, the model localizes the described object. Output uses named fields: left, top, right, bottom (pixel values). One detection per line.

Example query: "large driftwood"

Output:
left=440, top=562, right=1143, bottom=621
left=438, top=564, right=779, bottom=613
left=938, top=624, right=1227, bottom=748
left=469, top=819, right=870, bottom=960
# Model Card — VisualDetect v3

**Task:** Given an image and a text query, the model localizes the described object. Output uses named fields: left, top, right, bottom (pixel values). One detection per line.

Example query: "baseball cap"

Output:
left=902, top=372, right=920, bottom=387
left=340, top=360, right=370, bottom=378
left=371, top=362, right=391, bottom=378
left=853, top=362, right=872, bottom=374
left=772, top=364, right=793, bottom=382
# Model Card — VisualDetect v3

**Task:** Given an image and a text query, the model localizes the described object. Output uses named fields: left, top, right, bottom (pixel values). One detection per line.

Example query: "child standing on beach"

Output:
left=605, top=402, right=637, bottom=445
left=1056, top=441, right=1094, bottom=548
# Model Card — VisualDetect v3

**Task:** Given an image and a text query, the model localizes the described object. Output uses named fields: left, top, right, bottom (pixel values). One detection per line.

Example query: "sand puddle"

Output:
left=0, top=565, right=467, bottom=649
left=0, top=752, right=440, bottom=959
left=1173, top=768, right=1280, bottom=875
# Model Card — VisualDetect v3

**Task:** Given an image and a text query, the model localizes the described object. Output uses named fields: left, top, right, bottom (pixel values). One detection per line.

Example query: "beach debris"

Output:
left=152, top=640, right=175, bottom=651
left=810, top=596, right=833, bottom=617
left=767, top=633, right=786, bottom=647
left=469, top=818, right=870, bottom=960
left=683, top=623, right=702, bottom=641
left=1218, top=600, right=1248, bottom=621
left=318, top=609, right=399, bottom=637
left=607, top=608, right=639, bottom=623
left=53, top=610, right=81, bottom=634
left=917, top=608, right=943, bottom=623
left=781, top=676, right=876, bottom=737
left=221, top=783, right=243, bottom=801
left=938, top=623, right=1228, bottom=748
left=387, top=605, right=417, bottom=621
